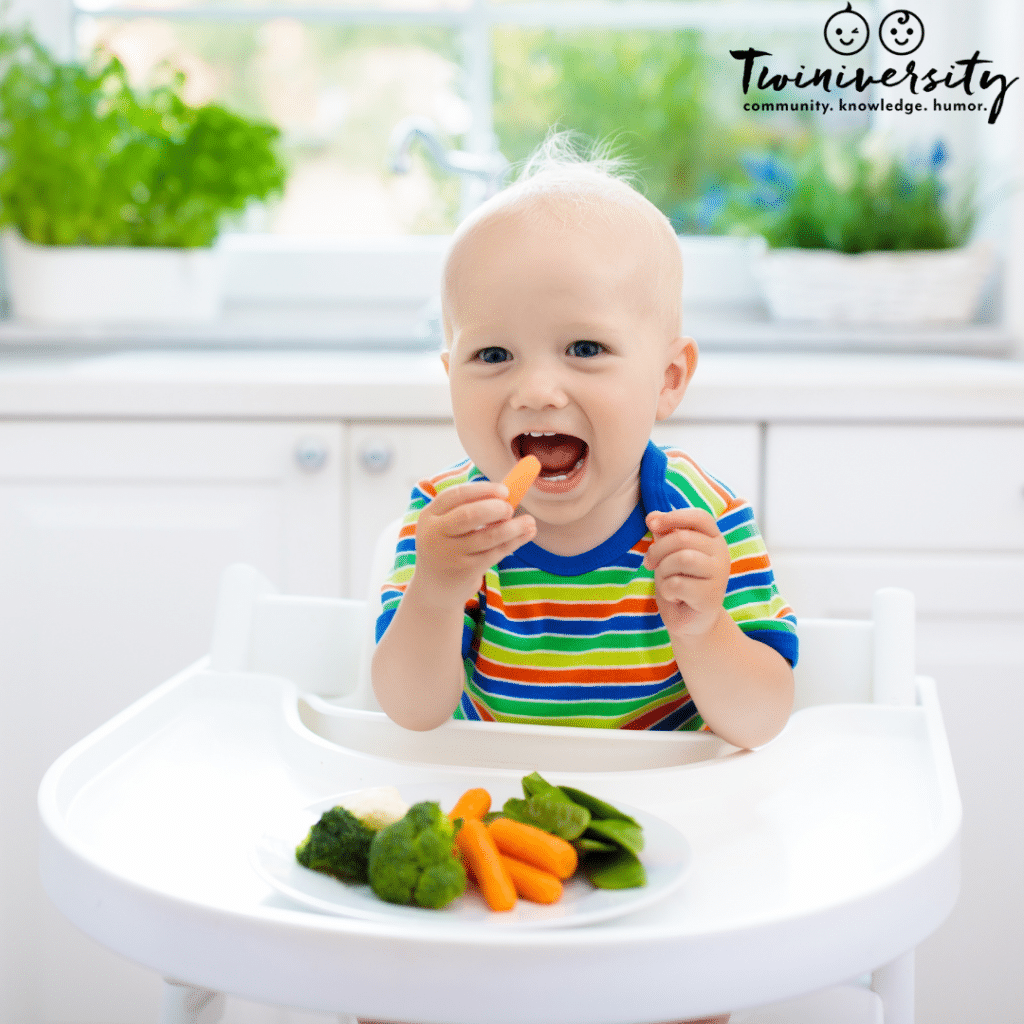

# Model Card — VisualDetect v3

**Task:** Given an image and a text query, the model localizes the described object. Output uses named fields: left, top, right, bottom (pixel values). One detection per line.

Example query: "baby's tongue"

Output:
left=520, top=434, right=585, bottom=475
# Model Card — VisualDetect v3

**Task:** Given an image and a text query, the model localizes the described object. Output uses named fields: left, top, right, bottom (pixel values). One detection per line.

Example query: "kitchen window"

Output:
left=14, top=0, right=1023, bottom=353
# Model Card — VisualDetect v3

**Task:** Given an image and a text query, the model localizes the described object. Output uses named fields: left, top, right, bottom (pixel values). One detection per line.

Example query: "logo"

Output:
left=730, top=5, right=1018, bottom=124
left=824, top=3, right=869, bottom=56
left=880, top=9, right=924, bottom=56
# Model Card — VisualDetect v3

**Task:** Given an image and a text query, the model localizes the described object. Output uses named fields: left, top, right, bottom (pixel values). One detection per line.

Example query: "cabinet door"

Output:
left=765, top=423, right=1024, bottom=551
left=347, top=421, right=467, bottom=599
left=764, top=420, right=1024, bottom=680
left=0, top=420, right=342, bottom=1024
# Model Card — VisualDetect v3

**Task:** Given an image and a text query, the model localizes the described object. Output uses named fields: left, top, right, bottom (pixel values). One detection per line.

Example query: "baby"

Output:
left=370, top=141, right=797, bottom=1024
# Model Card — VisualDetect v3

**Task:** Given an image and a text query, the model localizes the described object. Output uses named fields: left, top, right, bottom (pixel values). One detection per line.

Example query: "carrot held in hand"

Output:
left=448, top=788, right=491, bottom=823
left=487, top=816, right=578, bottom=880
left=501, top=855, right=563, bottom=905
left=502, top=455, right=541, bottom=510
left=456, top=818, right=517, bottom=912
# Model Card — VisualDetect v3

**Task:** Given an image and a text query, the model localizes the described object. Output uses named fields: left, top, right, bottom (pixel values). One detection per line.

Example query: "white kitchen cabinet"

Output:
left=0, top=420, right=343, bottom=1024
left=764, top=424, right=1024, bottom=552
left=764, top=422, right=1024, bottom=682
left=764, top=421, right=1024, bottom=1024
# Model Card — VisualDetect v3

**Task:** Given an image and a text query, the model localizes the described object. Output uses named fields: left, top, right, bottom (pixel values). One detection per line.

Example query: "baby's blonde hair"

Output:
left=442, top=131, right=683, bottom=340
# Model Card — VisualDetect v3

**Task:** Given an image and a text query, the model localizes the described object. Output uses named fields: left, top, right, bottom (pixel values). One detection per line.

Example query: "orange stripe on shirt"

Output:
left=488, top=596, right=660, bottom=620
left=473, top=657, right=678, bottom=685
left=730, top=554, right=772, bottom=575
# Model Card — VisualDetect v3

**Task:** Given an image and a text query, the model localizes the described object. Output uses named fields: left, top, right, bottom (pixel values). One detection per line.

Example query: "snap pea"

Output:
left=581, top=848, right=647, bottom=890
left=583, top=817, right=644, bottom=857
left=558, top=785, right=639, bottom=827
left=501, top=793, right=591, bottom=841
left=516, top=773, right=648, bottom=889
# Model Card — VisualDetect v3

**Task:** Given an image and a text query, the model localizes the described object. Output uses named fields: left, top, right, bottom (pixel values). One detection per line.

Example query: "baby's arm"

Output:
left=372, top=482, right=536, bottom=730
left=644, top=508, right=794, bottom=749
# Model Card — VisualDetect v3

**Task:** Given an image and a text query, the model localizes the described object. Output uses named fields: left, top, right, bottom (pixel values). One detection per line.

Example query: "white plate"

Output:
left=251, top=781, right=692, bottom=930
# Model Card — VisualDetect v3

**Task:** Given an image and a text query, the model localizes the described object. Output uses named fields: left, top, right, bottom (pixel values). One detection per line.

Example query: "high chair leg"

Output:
left=158, top=979, right=226, bottom=1024
left=871, top=950, right=914, bottom=1024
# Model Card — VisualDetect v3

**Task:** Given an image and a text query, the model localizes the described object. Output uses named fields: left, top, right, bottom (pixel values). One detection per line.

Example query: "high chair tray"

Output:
left=39, top=663, right=960, bottom=1024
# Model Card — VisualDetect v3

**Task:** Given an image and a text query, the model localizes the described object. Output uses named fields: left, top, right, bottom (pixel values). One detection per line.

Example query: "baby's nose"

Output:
left=510, top=363, right=569, bottom=409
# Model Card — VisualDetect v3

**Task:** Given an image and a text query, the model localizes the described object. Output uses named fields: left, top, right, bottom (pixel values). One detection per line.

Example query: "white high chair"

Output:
left=37, top=519, right=959, bottom=1024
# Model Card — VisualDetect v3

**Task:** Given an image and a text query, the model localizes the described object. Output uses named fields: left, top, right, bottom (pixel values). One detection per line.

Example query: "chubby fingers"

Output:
left=424, top=481, right=535, bottom=554
left=643, top=508, right=727, bottom=576
left=646, top=507, right=720, bottom=540
left=427, top=481, right=512, bottom=534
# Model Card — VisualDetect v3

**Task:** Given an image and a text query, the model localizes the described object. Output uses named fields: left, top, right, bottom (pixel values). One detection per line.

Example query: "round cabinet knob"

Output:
left=294, top=437, right=329, bottom=473
left=359, top=439, right=394, bottom=474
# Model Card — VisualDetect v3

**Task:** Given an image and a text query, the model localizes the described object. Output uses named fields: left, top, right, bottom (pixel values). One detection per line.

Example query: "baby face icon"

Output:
left=879, top=9, right=925, bottom=55
left=824, top=3, right=870, bottom=56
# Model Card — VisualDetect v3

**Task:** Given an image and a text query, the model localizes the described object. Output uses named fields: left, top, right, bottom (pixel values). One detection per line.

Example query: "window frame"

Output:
left=13, top=0, right=1023, bottom=356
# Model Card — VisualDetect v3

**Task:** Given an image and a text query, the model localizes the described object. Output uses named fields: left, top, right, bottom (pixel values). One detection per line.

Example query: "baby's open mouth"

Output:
left=513, top=432, right=588, bottom=487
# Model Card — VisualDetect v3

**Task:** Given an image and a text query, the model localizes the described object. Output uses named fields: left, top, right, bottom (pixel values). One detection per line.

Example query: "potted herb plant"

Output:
left=0, top=27, right=287, bottom=325
left=716, top=138, right=991, bottom=325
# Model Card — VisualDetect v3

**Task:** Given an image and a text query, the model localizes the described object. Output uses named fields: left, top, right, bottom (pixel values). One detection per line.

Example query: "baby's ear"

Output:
left=656, top=336, right=698, bottom=420
left=440, top=348, right=451, bottom=375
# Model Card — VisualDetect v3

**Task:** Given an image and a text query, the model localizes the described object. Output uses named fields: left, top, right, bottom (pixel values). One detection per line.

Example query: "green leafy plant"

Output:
left=713, top=137, right=974, bottom=253
left=0, top=27, right=287, bottom=247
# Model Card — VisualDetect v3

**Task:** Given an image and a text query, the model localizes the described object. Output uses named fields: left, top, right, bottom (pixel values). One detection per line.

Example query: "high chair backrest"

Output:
left=208, top=518, right=406, bottom=708
left=793, top=587, right=916, bottom=710
left=209, top=565, right=374, bottom=704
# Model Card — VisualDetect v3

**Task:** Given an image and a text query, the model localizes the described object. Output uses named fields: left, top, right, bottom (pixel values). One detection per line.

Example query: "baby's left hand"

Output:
left=643, top=508, right=730, bottom=639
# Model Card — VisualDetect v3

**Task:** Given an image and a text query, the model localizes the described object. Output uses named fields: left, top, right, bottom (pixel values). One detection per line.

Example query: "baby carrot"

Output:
left=501, top=855, right=563, bottom=905
left=502, top=455, right=541, bottom=510
left=456, top=818, right=518, bottom=912
left=448, top=787, right=492, bottom=822
left=487, top=817, right=578, bottom=880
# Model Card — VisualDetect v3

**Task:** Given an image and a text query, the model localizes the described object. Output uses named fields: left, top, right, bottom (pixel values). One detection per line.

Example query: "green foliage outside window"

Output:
left=492, top=29, right=766, bottom=231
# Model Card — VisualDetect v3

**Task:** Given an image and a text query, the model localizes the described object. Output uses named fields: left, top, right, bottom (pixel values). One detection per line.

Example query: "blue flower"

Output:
left=740, top=152, right=794, bottom=191
left=690, top=185, right=726, bottom=230
left=738, top=152, right=794, bottom=210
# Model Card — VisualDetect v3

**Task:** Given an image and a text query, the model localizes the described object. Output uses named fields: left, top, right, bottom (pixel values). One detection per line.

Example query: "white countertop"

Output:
left=1, top=347, right=1023, bottom=422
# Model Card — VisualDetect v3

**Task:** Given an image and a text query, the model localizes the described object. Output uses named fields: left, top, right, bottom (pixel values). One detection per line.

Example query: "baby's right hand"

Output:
left=409, top=481, right=536, bottom=607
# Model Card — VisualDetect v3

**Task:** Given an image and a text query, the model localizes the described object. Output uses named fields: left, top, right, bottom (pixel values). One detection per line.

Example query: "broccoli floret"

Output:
left=295, top=806, right=375, bottom=884
left=367, top=801, right=467, bottom=909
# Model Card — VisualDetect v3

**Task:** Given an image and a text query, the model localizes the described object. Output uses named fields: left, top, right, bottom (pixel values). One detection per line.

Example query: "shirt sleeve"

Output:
left=374, top=476, right=480, bottom=661
left=717, top=501, right=799, bottom=666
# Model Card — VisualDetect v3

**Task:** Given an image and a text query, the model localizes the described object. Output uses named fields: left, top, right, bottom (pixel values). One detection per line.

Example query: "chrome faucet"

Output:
left=389, top=117, right=509, bottom=203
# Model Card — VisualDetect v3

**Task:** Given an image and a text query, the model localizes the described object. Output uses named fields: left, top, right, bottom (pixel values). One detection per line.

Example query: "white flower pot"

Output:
left=752, top=239, right=994, bottom=325
left=677, top=235, right=763, bottom=309
left=1, top=229, right=224, bottom=325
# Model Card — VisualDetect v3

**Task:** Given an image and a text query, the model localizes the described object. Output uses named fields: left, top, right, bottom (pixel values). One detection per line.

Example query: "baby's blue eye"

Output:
left=475, top=346, right=511, bottom=363
left=568, top=340, right=603, bottom=358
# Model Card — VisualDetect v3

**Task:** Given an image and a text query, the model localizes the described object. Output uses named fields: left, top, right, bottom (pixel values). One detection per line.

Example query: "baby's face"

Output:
left=441, top=206, right=695, bottom=553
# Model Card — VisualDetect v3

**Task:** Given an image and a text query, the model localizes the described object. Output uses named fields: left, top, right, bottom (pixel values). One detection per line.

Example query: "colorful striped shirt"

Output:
left=376, top=441, right=797, bottom=731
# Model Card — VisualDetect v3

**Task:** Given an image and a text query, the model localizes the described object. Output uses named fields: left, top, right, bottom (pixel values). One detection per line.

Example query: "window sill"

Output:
left=0, top=304, right=1013, bottom=358
left=0, top=233, right=1014, bottom=357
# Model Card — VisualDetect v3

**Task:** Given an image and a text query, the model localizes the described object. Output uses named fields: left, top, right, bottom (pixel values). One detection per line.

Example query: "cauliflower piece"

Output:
left=336, top=786, right=410, bottom=832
